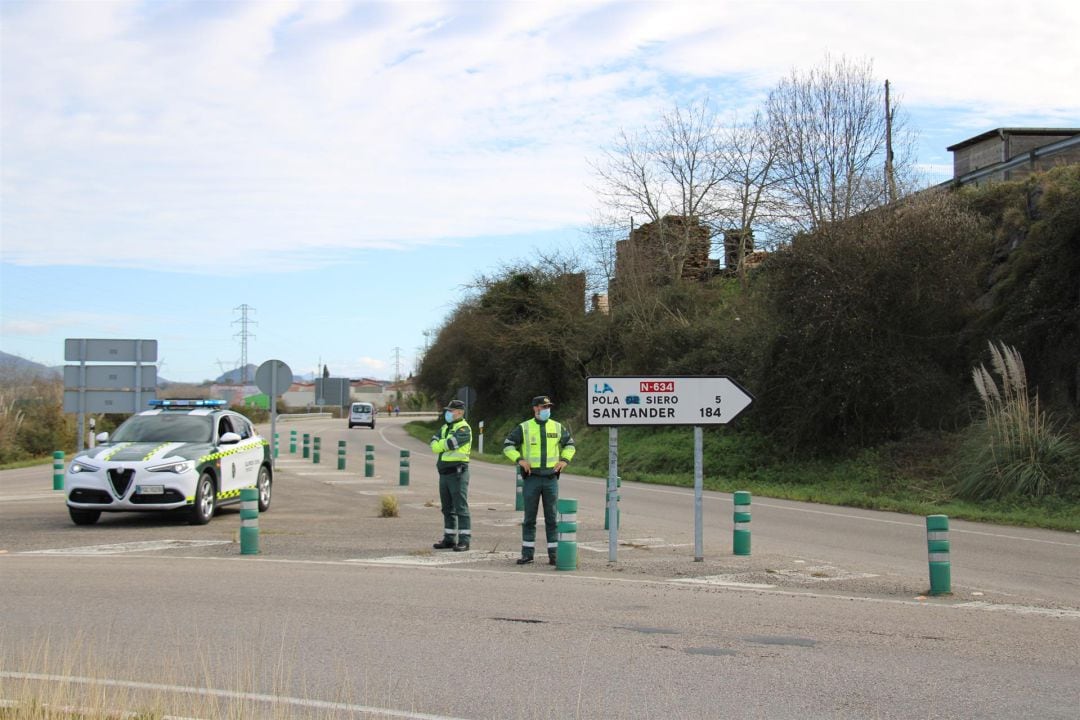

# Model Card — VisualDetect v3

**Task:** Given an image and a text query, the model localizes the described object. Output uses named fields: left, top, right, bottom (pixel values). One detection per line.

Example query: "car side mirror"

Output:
left=219, top=432, right=241, bottom=445
left=95, top=432, right=110, bottom=443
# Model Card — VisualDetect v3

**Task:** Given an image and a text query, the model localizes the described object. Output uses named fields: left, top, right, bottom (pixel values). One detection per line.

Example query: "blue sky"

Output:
left=3, top=0, right=1078, bottom=383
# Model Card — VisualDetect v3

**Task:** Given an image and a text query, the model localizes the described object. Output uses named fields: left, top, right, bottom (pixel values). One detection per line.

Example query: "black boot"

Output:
left=453, top=542, right=470, bottom=552
left=548, top=552, right=557, bottom=566
left=516, top=553, right=534, bottom=565
left=433, top=538, right=456, bottom=550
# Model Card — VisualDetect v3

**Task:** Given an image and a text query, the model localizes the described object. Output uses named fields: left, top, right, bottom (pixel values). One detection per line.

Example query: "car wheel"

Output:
left=69, top=507, right=101, bottom=526
left=189, top=472, right=216, bottom=525
left=348, top=423, right=355, bottom=429
left=257, top=464, right=272, bottom=512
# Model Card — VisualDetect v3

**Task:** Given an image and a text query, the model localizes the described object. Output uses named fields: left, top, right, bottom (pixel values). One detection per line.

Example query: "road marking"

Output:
left=20, top=540, right=230, bottom=555
left=0, top=493, right=63, bottom=503
left=348, top=551, right=518, bottom=566
left=672, top=576, right=777, bottom=589
left=11, top=553, right=1078, bottom=620
left=0, top=672, right=475, bottom=720
left=951, top=601, right=1080, bottom=619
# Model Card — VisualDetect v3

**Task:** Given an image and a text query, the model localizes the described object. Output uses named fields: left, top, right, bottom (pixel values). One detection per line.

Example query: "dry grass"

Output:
left=378, top=495, right=399, bottom=518
left=958, top=341, right=1080, bottom=500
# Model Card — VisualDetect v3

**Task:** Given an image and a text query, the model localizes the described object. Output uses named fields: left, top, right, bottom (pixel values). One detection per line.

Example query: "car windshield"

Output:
left=353, top=405, right=370, bottom=413
left=110, top=414, right=213, bottom=443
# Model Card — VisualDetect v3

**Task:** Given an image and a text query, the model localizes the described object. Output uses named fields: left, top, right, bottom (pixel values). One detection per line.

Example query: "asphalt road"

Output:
left=1, top=415, right=1078, bottom=719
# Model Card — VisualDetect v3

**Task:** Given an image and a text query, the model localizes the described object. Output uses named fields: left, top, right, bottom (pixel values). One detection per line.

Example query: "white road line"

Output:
left=0, top=672, right=475, bottom=720
left=0, top=493, right=63, bottom=503
left=20, top=540, right=230, bottom=555
left=11, top=552, right=1079, bottom=620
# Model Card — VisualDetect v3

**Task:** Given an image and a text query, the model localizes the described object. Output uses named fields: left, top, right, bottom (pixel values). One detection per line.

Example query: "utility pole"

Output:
left=391, top=347, right=403, bottom=384
left=232, top=304, right=257, bottom=384
left=885, top=79, right=896, bottom=204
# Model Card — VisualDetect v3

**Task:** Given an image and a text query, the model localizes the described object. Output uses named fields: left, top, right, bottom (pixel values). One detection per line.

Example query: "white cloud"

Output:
left=3, top=0, right=1078, bottom=273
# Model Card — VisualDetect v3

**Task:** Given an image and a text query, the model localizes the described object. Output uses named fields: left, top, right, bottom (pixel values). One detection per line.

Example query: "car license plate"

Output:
left=138, top=485, right=164, bottom=495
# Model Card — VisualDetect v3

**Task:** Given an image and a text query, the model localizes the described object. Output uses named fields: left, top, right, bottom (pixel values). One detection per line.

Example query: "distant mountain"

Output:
left=213, top=364, right=308, bottom=385
left=0, top=351, right=61, bottom=379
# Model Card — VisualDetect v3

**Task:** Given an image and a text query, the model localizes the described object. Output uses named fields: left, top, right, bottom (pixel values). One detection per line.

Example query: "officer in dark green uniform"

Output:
left=430, top=399, right=472, bottom=551
left=503, top=395, right=576, bottom=565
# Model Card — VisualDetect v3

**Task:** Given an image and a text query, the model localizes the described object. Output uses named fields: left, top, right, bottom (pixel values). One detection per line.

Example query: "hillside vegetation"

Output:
left=417, top=167, right=1080, bottom=527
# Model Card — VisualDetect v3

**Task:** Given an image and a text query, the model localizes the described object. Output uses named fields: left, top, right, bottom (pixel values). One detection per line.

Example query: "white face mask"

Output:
left=538, top=408, right=551, bottom=422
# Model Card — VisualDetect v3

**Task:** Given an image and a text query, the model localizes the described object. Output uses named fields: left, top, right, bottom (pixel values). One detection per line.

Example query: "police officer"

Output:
left=430, top=399, right=472, bottom=551
left=503, top=395, right=576, bottom=565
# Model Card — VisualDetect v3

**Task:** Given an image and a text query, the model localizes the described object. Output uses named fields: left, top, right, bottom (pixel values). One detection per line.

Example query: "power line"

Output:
left=232, top=304, right=257, bottom=384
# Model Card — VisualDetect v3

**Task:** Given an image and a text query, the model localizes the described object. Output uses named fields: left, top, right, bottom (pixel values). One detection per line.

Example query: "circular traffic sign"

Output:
left=255, top=359, right=293, bottom=397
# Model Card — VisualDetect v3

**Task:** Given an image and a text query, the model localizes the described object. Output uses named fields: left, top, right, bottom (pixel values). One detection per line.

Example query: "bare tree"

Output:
left=766, top=54, right=915, bottom=232
left=591, top=99, right=729, bottom=284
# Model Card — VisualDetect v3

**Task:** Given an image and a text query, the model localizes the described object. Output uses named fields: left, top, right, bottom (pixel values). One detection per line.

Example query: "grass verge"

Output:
left=405, top=420, right=1080, bottom=532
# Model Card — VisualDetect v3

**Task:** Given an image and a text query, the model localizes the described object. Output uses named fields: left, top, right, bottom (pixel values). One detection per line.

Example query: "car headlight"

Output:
left=69, top=460, right=100, bottom=474
left=148, top=460, right=194, bottom=474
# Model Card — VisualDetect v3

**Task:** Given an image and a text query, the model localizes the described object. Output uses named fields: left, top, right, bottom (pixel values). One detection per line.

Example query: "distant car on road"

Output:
left=64, top=399, right=272, bottom=526
left=348, top=402, right=376, bottom=429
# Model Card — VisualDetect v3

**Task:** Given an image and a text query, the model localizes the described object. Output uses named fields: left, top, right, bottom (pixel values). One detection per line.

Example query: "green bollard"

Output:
left=240, top=487, right=259, bottom=555
left=273, top=433, right=279, bottom=459
left=302, top=433, right=310, bottom=459
left=364, top=444, right=374, bottom=477
left=313, top=436, right=321, bottom=464
left=515, top=466, right=524, bottom=512
left=399, top=449, right=410, bottom=486
left=604, top=475, right=621, bottom=530
left=556, top=497, right=578, bottom=571
left=926, top=515, right=952, bottom=595
left=337, top=440, right=346, bottom=470
left=733, top=491, right=751, bottom=556
left=289, top=430, right=297, bottom=454
left=53, top=451, right=65, bottom=491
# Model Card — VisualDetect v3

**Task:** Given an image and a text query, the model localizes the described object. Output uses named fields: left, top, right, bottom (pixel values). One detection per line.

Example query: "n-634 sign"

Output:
left=586, top=376, right=753, bottom=426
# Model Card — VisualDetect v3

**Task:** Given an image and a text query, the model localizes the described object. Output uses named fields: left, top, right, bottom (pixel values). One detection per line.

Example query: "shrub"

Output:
left=955, top=342, right=1080, bottom=500
left=379, top=494, right=400, bottom=517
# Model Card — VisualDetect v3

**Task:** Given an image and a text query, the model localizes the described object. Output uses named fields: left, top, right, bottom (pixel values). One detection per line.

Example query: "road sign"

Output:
left=63, top=365, right=157, bottom=390
left=586, top=376, right=753, bottom=426
left=63, top=390, right=155, bottom=414
left=64, top=339, right=157, bottom=363
left=255, top=360, right=293, bottom=397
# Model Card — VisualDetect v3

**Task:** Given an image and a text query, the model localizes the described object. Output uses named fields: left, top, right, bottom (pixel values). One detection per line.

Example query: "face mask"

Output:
left=538, top=408, right=551, bottom=422
left=444, top=411, right=454, bottom=423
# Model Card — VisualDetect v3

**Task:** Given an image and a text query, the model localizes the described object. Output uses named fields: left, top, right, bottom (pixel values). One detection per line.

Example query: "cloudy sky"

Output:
left=3, top=0, right=1078, bottom=383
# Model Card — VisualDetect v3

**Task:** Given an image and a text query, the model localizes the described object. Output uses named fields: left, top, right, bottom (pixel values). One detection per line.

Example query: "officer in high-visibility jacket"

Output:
left=430, top=399, right=472, bottom=551
left=503, top=395, right=576, bottom=565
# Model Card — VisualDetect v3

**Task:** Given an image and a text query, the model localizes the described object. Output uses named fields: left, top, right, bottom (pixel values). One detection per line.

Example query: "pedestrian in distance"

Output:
left=503, top=395, right=576, bottom=565
left=430, top=399, right=472, bottom=551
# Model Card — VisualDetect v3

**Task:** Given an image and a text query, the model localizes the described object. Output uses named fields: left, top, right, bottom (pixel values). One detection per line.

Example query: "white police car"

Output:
left=65, top=399, right=272, bottom=526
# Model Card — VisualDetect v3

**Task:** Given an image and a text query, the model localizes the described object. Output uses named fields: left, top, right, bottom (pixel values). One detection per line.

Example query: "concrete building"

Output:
left=948, top=128, right=1080, bottom=185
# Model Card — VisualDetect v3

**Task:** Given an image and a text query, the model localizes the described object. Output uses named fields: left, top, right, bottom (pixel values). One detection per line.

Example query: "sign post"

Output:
left=256, top=359, right=293, bottom=471
left=587, top=376, right=753, bottom=562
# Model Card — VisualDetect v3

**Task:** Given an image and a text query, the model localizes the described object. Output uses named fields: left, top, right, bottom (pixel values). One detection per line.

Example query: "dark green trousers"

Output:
left=521, top=474, right=558, bottom=557
left=438, top=465, right=471, bottom=543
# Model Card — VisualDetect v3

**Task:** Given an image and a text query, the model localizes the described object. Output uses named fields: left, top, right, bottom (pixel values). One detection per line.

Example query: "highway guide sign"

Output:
left=587, top=376, right=754, bottom=426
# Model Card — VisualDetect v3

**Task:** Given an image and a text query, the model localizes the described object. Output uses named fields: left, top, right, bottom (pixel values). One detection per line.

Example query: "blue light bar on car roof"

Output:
left=148, top=399, right=227, bottom=408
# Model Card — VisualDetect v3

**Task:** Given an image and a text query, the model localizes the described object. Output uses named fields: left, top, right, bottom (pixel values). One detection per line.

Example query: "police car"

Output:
left=65, top=399, right=272, bottom=526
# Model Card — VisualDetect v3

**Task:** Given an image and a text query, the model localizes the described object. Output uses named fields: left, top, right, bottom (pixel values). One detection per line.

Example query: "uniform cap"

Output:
left=531, top=395, right=554, bottom=407
left=444, top=399, right=466, bottom=411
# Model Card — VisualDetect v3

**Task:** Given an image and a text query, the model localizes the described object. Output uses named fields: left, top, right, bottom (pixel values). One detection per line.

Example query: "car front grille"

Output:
left=108, top=469, right=135, bottom=498
left=69, top=488, right=113, bottom=504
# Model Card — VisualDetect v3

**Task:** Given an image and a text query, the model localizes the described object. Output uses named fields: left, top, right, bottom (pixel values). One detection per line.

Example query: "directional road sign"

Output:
left=63, top=365, right=157, bottom=390
left=64, top=339, right=157, bottom=363
left=587, top=376, right=753, bottom=426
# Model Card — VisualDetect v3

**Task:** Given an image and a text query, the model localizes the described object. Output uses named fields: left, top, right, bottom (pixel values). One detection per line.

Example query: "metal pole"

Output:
left=270, top=362, right=278, bottom=470
left=694, top=425, right=703, bottom=562
left=607, top=426, right=618, bottom=562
